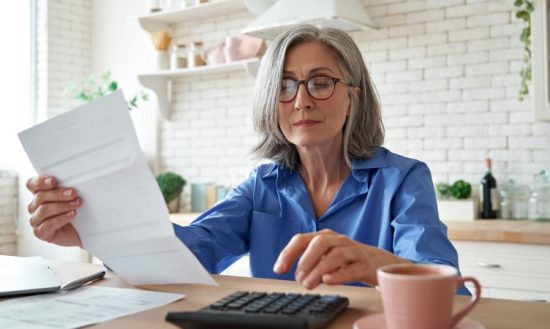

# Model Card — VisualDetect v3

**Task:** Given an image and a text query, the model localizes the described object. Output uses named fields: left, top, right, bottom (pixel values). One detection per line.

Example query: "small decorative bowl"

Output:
left=223, top=35, right=266, bottom=62
left=202, top=42, right=226, bottom=65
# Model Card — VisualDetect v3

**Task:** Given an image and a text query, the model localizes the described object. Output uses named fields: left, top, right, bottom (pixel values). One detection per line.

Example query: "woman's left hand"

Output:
left=273, top=229, right=409, bottom=289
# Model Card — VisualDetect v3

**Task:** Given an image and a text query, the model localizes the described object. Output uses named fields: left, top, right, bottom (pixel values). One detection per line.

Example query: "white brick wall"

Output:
left=11, top=0, right=91, bottom=255
left=0, top=172, right=18, bottom=255
left=155, top=0, right=550, bottom=192
left=34, top=0, right=549, bottom=199
left=159, top=10, right=259, bottom=188
left=37, top=0, right=92, bottom=121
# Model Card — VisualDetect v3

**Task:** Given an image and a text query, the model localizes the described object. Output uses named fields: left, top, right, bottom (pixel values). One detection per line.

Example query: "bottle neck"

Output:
left=485, top=159, right=492, bottom=173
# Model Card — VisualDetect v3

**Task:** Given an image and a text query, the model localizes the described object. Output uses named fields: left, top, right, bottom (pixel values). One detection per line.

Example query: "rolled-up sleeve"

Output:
left=390, top=162, right=470, bottom=295
left=172, top=171, right=256, bottom=274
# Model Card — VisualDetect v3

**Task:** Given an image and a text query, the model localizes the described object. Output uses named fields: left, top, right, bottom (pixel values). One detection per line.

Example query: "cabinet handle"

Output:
left=523, top=299, right=547, bottom=303
left=476, top=261, right=501, bottom=268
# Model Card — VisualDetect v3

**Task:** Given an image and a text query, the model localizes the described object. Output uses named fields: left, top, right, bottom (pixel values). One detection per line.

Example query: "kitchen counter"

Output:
left=446, top=219, right=550, bottom=245
left=170, top=213, right=550, bottom=245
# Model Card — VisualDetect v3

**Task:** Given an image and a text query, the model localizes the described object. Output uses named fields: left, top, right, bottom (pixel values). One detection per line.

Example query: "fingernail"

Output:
left=45, top=177, right=52, bottom=186
left=63, top=189, right=74, bottom=197
left=303, top=277, right=313, bottom=289
left=273, top=259, right=282, bottom=273
left=67, top=210, right=75, bottom=217
left=296, top=270, right=304, bottom=282
left=70, top=199, right=80, bottom=207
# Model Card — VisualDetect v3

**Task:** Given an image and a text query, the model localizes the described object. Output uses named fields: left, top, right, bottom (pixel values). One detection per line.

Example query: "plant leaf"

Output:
left=109, top=81, right=118, bottom=91
left=516, top=0, right=533, bottom=102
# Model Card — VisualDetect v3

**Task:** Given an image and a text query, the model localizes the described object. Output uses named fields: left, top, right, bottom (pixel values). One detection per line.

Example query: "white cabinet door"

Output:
left=453, top=241, right=550, bottom=301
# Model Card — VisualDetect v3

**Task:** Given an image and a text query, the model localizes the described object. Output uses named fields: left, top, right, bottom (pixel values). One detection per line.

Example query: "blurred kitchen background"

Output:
left=1, top=0, right=549, bottom=301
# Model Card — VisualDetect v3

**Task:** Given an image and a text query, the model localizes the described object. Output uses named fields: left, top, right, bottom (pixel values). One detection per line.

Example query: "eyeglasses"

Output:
left=278, top=76, right=353, bottom=103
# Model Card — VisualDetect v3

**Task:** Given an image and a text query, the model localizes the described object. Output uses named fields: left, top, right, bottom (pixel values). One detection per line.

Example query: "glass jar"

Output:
left=166, top=0, right=184, bottom=10
left=147, top=0, right=161, bottom=12
left=510, top=185, right=530, bottom=220
left=498, top=188, right=511, bottom=219
left=499, top=180, right=530, bottom=220
left=180, top=0, right=193, bottom=7
left=188, top=41, right=205, bottom=68
left=529, top=170, right=550, bottom=221
left=171, top=44, right=187, bottom=70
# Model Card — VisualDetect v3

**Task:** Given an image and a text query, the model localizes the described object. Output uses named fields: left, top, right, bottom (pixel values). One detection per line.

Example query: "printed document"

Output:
left=0, top=286, right=184, bottom=329
left=18, top=91, right=216, bottom=286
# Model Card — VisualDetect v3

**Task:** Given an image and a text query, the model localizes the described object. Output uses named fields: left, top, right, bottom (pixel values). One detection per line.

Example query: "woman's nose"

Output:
left=294, top=84, right=314, bottom=110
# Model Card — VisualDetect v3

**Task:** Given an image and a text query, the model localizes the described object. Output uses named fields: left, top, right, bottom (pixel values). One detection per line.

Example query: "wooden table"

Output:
left=36, top=261, right=550, bottom=329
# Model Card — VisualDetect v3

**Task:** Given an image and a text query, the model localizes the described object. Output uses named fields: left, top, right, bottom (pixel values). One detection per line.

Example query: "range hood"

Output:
left=242, top=0, right=377, bottom=40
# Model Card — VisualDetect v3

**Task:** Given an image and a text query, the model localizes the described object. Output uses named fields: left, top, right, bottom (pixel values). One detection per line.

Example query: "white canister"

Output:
left=156, top=50, right=170, bottom=71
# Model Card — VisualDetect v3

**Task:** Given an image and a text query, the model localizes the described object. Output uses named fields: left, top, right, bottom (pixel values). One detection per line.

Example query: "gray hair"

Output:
left=252, top=24, right=384, bottom=170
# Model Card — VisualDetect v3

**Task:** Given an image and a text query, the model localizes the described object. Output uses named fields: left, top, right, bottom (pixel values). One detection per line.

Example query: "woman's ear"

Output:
left=353, top=87, right=361, bottom=96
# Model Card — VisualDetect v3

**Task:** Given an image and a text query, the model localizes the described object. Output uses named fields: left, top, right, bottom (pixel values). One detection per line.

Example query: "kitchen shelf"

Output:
left=138, top=0, right=249, bottom=33
left=136, top=0, right=263, bottom=119
left=138, top=58, right=261, bottom=119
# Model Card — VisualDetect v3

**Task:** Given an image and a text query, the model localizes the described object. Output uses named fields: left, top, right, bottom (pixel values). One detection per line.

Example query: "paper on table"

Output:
left=18, top=91, right=216, bottom=286
left=0, top=286, right=184, bottom=329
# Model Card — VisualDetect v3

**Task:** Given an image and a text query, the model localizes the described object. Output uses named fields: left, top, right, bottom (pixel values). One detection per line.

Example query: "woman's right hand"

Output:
left=26, top=176, right=83, bottom=247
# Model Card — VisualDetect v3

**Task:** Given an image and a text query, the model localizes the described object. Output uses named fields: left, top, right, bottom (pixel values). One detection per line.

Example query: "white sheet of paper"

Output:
left=18, top=91, right=216, bottom=286
left=0, top=286, right=184, bottom=329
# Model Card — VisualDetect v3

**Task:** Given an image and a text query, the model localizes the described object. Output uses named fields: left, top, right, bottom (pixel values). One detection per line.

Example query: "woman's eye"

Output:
left=281, top=80, right=295, bottom=91
left=311, top=77, right=331, bottom=88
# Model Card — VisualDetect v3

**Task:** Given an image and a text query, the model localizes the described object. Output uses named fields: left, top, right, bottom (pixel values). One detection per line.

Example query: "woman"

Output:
left=26, top=24, right=469, bottom=295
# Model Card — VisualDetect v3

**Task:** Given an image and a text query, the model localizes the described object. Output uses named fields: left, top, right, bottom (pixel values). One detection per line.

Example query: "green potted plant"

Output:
left=436, top=182, right=452, bottom=199
left=435, top=179, right=478, bottom=222
left=450, top=180, right=472, bottom=199
left=65, top=70, right=148, bottom=109
left=156, top=172, right=186, bottom=213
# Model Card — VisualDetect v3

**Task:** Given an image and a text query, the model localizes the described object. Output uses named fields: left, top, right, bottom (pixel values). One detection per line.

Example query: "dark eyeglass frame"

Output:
left=278, top=75, right=353, bottom=103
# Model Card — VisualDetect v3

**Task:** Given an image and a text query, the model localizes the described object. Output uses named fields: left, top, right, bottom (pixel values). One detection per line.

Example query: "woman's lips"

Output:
left=293, top=119, right=321, bottom=127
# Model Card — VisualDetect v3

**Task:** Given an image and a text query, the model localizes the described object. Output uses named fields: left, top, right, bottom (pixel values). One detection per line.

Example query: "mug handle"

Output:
left=450, top=276, right=482, bottom=328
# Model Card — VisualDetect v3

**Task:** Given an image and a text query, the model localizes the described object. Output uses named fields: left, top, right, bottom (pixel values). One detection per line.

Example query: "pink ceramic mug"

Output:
left=377, top=263, right=481, bottom=329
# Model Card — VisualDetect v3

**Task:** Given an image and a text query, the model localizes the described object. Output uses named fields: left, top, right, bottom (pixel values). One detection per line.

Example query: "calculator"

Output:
left=165, top=290, right=349, bottom=329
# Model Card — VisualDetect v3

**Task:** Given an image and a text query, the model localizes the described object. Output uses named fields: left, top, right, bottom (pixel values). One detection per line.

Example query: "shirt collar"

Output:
left=350, top=147, right=388, bottom=182
left=261, top=147, right=388, bottom=181
left=261, top=163, right=288, bottom=179
left=269, top=147, right=388, bottom=221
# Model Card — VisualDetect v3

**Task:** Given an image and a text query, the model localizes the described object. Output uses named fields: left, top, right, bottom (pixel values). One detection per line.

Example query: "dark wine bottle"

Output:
left=480, top=158, right=497, bottom=219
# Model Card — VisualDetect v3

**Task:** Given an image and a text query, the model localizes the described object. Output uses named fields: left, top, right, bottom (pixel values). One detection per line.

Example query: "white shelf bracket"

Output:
left=138, top=75, right=172, bottom=119
left=138, top=18, right=169, bottom=33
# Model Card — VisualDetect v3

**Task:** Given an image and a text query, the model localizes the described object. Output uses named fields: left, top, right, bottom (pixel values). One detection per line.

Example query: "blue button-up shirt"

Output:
left=173, top=147, right=470, bottom=295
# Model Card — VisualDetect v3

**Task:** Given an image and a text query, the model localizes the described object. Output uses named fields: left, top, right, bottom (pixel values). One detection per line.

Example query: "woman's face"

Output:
left=277, top=41, right=351, bottom=151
